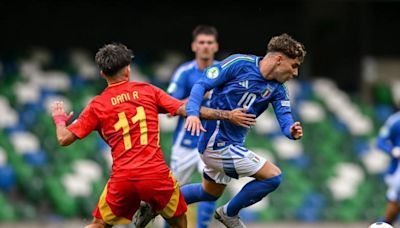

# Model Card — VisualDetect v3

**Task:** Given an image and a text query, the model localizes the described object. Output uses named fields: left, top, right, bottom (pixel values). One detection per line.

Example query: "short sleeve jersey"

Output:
left=68, top=81, right=183, bottom=182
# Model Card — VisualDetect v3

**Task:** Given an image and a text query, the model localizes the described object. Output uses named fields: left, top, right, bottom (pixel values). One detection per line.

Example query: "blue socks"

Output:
left=197, top=201, right=216, bottom=228
left=179, top=183, right=218, bottom=228
left=180, top=175, right=282, bottom=222
left=181, top=183, right=219, bottom=204
left=225, top=174, right=282, bottom=216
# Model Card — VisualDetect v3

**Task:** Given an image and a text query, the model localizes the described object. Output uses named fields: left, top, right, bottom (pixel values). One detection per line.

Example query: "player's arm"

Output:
left=376, top=121, right=400, bottom=158
left=271, top=86, right=302, bottom=140
left=176, top=104, right=256, bottom=135
left=167, top=68, right=187, bottom=100
left=51, top=101, right=78, bottom=146
left=376, top=125, right=393, bottom=154
left=185, top=63, right=235, bottom=135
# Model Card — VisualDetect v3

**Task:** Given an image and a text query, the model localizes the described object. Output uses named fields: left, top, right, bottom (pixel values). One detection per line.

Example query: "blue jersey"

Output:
left=167, top=60, right=216, bottom=148
left=186, top=54, right=295, bottom=153
left=377, top=111, right=400, bottom=174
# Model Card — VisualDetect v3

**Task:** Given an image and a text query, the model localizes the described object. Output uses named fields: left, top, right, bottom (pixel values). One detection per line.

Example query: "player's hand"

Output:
left=229, top=108, right=256, bottom=128
left=392, top=147, right=400, bottom=158
left=290, top=122, right=303, bottom=139
left=184, top=115, right=206, bottom=136
left=51, top=101, right=73, bottom=126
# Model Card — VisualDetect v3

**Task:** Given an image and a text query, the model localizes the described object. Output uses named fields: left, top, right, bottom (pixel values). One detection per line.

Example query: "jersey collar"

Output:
left=108, top=80, right=129, bottom=87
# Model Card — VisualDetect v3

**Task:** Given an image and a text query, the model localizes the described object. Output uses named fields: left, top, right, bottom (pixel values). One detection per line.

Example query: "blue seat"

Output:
left=0, top=165, right=15, bottom=191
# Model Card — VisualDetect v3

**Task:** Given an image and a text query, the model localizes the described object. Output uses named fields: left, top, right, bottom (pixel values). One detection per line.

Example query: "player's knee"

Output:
left=261, top=174, right=282, bottom=191
left=269, top=164, right=282, bottom=177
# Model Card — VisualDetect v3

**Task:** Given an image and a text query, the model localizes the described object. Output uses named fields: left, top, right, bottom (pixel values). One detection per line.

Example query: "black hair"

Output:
left=95, top=43, right=134, bottom=76
left=192, top=25, right=218, bottom=41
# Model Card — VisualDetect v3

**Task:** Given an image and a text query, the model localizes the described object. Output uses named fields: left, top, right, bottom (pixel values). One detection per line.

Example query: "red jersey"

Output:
left=68, top=81, right=183, bottom=182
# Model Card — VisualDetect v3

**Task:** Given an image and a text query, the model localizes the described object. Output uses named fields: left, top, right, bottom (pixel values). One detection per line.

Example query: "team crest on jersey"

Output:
left=206, top=67, right=219, bottom=79
left=262, top=85, right=274, bottom=97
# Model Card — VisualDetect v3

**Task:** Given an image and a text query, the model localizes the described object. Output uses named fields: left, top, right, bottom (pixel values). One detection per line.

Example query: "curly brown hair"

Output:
left=267, top=33, right=306, bottom=63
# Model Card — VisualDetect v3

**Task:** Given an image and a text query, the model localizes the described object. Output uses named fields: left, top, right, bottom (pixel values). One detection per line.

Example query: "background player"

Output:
left=183, top=33, right=306, bottom=227
left=375, top=110, right=400, bottom=225
left=166, top=24, right=219, bottom=228
left=51, top=43, right=256, bottom=228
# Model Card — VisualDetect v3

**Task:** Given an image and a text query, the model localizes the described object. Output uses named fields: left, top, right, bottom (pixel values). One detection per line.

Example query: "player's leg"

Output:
left=181, top=174, right=225, bottom=204
left=220, top=146, right=282, bottom=217
left=383, top=201, right=399, bottom=224
left=196, top=201, right=216, bottom=228
left=380, top=170, right=400, bottom=224
left=92, top=181, right=141, bottom=227
left=180, top=175, right=226, bottom=228
left=164, top=213, right=188, bottom=228
left=142, top=172, right=189, bottom=228
left=162, top=146, right=199, bottom=228
left=170, top=145, right=199, bottom=185
left=195, top=159, right=217, bottom=228
left=181, top=154, right=229, bottom=205
left=224, top=161, right=282, bottom=217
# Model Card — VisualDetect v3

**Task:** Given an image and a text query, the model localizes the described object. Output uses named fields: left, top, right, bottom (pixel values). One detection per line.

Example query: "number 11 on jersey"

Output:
left=114, top=106, right=148, bottom=150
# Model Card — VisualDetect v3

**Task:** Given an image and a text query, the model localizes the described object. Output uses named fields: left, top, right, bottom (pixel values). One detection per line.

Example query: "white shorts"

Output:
left=170, top=144, right=205, bottom=185
left=201, top=144, right=267, bottom=184
left=385, top=160, right=400, bottom=202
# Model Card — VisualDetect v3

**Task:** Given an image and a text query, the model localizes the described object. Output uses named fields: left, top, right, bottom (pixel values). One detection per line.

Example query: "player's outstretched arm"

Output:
left=199, top=107, right=256, bottom=128
left=177, top=104, right=257, bottom=136
left=51, top=101, right=78, bottom=146
left=176, top=103, right=256, bottom=124
left=290, top=121, right=303, bottom=139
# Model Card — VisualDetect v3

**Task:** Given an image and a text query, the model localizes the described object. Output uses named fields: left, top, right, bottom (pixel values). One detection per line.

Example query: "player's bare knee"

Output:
left=270, top=167, right=282, bottom=177
left=203, top=183, right=225, bottom=198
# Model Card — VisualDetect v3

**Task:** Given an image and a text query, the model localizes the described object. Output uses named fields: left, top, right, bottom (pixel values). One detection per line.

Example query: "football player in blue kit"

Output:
left=167, top=25, right=219, bottom=228
left=376, top=110, right=400, bottom=225
left=183, top=33, right=306, bottom=228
